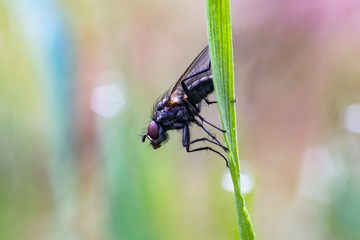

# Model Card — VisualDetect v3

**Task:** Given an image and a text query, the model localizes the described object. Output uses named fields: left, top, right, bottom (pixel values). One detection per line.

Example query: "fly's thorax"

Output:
left=154, top=101, right=189, bottom=130
left=168, top=88, right=185, bottom=106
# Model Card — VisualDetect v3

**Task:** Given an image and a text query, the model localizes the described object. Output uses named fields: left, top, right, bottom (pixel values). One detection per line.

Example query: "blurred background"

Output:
left=1, top=0, right=360, bottom=239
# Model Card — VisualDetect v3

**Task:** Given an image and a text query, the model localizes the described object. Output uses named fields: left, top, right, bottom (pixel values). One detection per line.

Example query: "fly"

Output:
left=141, top=45, right=228, bottom=166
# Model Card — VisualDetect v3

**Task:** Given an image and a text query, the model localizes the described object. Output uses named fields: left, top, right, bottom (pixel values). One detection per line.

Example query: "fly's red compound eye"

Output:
left=147, top=120, right=159, bottom=140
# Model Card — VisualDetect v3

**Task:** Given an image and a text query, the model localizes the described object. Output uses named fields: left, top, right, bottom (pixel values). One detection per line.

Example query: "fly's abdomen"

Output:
left=185, top=74, right=213, bottom=104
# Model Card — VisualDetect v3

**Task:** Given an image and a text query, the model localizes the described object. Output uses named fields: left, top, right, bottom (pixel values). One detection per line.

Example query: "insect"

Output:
left=141, top=45, right=228, bottom=166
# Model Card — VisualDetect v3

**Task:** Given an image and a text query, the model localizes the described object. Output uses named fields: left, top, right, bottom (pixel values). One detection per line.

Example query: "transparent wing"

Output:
left=167, top=46, right=211, bottom=105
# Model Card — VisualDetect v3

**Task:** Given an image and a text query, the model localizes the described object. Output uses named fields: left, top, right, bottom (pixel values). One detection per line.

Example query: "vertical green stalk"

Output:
left=206, top=1, right=255, bottom=239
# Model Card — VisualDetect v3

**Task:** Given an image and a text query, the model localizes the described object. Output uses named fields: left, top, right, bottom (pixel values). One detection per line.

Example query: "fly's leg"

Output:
left=181, top=82, right=200, bottom=113
left=182, top=99, right=228, bottom=161
left=195, top=121, right=228, bottom=151
left=205, top=98, right=217, bottom=105
left=188, top=137, right=227, bottom=151
left=183, top=124, right=229, bottom=167
left=197, top=103, right=201, bottom=112
left=205, top=98, right=237, bottom=105
left=186, top=145, right=229, bottom=167
left=197, top=114, right=227, bottom=133
left=183, top=98, right=226, bottom=133
left=183, top=98, right=199, bottom=114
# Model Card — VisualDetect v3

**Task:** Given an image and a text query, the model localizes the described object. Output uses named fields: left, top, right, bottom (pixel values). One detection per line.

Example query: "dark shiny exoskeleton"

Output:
left=142, top=46, right=228, bottom=166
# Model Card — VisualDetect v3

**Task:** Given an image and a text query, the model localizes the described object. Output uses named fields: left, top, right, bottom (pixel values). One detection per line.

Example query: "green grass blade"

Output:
left=206, top=1, right=256, bottom=239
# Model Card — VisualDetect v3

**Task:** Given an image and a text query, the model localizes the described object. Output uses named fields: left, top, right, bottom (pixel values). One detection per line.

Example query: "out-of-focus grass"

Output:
left=98, top=91, right=157, bottom=239
left=327, top=132, right=360, bottom=240
left=0, top=2, right=50, bottom=239
left=1, top=1, right=77, bottom=239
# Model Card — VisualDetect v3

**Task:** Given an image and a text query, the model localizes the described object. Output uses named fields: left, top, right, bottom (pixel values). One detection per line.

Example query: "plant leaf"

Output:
left=206, top=0, right=256, bottom=239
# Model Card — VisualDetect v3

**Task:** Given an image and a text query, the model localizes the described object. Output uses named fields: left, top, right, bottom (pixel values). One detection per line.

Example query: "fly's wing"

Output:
left=177, top=45, right=211, bottom=84
left=167, top=45, right=211, bottom=106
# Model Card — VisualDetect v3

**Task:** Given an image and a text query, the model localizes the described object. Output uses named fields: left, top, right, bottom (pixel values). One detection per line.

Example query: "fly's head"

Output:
left=142, top=120, right=167, bottom=149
